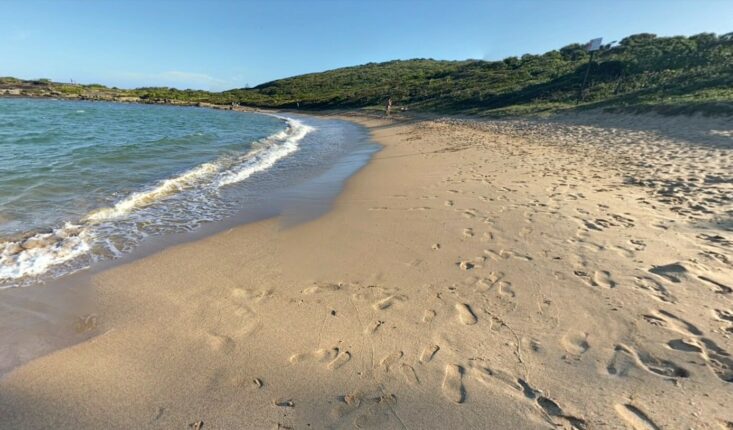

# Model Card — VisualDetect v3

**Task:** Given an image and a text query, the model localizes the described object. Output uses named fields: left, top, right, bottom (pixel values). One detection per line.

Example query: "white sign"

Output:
left=586, top=37, right=603, bottom=52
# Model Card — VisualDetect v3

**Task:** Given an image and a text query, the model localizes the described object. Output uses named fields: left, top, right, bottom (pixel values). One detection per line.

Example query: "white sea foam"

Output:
left=85, top=116, right=312, bottom=222
left=217, top=117, right=313, bottom=187
left=85, top=161, right=220, bottom=222
left=0, top=223, right=92, bottom=282
left=0, top=116, right=313, bottom=285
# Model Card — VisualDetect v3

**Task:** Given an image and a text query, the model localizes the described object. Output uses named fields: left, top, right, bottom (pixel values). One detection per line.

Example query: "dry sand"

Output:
left=1, top=111, right=732, bottom=429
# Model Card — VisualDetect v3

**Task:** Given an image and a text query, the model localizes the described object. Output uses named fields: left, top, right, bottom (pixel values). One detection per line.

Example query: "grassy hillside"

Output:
left=2, top=32, right=732, bottom=116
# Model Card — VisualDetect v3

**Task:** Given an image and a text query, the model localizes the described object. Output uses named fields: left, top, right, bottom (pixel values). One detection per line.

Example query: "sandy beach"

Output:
left=1, top=111, right=731, bottom=429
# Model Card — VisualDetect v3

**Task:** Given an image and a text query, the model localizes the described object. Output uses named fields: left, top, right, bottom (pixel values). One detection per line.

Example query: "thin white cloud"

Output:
left=111, top=70, right=240, bottom=91
left=158, top=71, right=229, bottom=87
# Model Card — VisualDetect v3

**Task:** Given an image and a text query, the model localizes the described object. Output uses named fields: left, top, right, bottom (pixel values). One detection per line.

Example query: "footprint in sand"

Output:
left=591, top=270, right=616, bottom=288
left=476, top=272, right=504, bottom=290
left=611, top=244, right=636, bottom=258
left=290, top=347, right=338, bottom=364
left=419, top=344, right=440, bottom=364
left=302, top=282, right=342, bottom=294
left=206, top=332, right=236, bottom=354
left=479, top=231, right=494, bottom=242
left=629, top=239, right=646, bottom=250
left=457, top=261, right=475, bottom=271
left=515, top=377, right=587, bottom=428
left=659, top=325, right=733, bottom=383
left=232, top=287, right=273, bottom=303
left=273, top=399, right=295, bottom=409
left=614, top=404, right=660, bottom=430
left=606, top=345, right=637, bottom=377
left=698, top=338, right=733, bottom=383
left=485, top=249, right=532, bottom=262
left=330, top=393, right=362, bottom=420
left=462, top=209, right=478, bottom=219
left=561, top=331, right=590, bottom=358
left=379, top=351, right=403, bottom=372
left=611, top=214, right=636, bottom=228
left=667, top=337, right=705, bottom=353
left=400, top=363, right=420, bottom=385
left=470, top=361, right=523, bottom=391
left=579, top=219, right=604, bottom=232
left=328, top=351, right=352, bottom=370
left=608, top=344, right=689, bottom=378
left=469, top=365, right=522, bottom=391
left=632, top=276, right=676, bottom=303
left=698, top=275, right=733, bottom=295
left=649, top=262, right=688, bottom=283
left=372, top=294, right=407, bottom=311
left=365, top=320, right=384, bottom=334
left=573, top=270, right=592, bottom=284
left=352, top=394, right=397, bottom=428
left=713, top=308, right=733, bottom=333
left=643, top=309, right=702, bottom=336
left=497, top=281, right=515, bottom=298
left=290, top=347, right=350, bottom=370
left=700, top=250, right=730, bottom=266
left=442, top=364, right=465, bottom=403
left=455, top=303, right=478, bottom=325
left=74, top=314, right=98, bottom=333
left=231, top=305, right=261, bottom=338
left=536, top=397, right=587, bottom=429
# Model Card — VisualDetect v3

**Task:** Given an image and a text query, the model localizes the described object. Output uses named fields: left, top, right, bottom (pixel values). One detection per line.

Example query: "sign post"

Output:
left=578, top=37, right=602, bottom=103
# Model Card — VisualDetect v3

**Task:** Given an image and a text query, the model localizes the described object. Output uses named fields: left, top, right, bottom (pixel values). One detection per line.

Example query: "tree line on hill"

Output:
left=2, top=32, right=731, bottom=116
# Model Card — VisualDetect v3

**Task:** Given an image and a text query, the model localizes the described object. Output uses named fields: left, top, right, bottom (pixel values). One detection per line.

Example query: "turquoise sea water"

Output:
left=0, top=98, right=372, bottom=286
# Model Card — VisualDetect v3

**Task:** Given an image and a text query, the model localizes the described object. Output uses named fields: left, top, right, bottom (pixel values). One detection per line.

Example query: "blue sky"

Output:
left=2, top=0, right=730, bottom=91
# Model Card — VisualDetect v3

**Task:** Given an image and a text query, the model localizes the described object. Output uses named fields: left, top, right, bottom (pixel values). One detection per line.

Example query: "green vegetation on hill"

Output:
left=2, top=32, right=732, bottom=116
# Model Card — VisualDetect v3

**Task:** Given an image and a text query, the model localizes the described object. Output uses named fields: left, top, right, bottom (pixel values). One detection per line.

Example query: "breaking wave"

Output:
left=0, top=116, right=313, bottom=286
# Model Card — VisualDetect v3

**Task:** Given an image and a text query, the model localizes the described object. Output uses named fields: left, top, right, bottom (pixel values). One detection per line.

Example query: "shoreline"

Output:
left=1, top=111, right=731, bottom=428
left=0, top=108, right=379, bottom=376
left=0, top=105, right=378, bottom=289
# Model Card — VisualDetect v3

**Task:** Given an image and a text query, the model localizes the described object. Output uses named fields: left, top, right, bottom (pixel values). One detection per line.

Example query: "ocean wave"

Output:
left=84, top=161, right=220, bottom=222
left=0, top=223, right=92, bottom=282
left=0, top=116, right=313, bottom=285
left=217, top=117, right=313, bottom=187
left=85, top=116, right=312, bottom=222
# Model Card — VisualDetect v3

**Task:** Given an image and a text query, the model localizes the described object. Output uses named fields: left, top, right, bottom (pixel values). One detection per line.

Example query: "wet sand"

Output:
left=1, top=111, right=732, bottom=429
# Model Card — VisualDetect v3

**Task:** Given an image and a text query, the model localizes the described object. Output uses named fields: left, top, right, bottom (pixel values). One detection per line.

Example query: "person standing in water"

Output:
left=385, top=97, right=392, bottom=117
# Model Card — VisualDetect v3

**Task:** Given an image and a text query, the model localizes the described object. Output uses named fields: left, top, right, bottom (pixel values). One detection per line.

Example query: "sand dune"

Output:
left=0, top=111, right=731, bottom=429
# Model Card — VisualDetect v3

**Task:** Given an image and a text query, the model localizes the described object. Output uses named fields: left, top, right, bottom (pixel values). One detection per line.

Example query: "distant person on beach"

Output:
left=385, top=97, right=392, bottom=117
